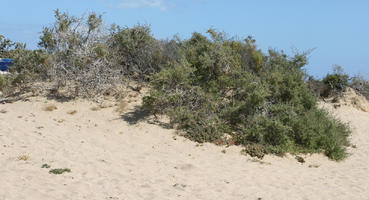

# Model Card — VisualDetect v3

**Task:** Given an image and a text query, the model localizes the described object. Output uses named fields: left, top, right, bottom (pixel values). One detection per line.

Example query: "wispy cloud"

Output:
left=116, top=0, right=169, bottom=10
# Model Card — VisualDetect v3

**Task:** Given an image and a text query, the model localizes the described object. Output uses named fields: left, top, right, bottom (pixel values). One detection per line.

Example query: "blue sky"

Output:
left=0, top=0, right=368, bottom=78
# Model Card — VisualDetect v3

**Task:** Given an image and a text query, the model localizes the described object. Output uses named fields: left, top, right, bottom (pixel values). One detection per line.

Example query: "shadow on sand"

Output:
left=120, top=105, right=172, bottom=129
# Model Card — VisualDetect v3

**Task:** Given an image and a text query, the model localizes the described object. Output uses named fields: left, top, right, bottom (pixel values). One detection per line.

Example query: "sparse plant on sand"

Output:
left=18, top=155, right=30, bottom=161
left=67, top=110, right=78, bottom=115
left=49, top=168, right=71, bottom=175
left=41, top=164, right=51, bottom=168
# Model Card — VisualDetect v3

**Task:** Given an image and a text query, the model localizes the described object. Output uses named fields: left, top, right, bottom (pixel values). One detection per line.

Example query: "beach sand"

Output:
left=0, top=90, right=368, bottom=200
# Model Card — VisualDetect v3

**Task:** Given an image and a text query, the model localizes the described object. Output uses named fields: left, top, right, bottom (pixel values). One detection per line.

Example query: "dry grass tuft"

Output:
left=44, top=104, right=57, bottom=111
left=18, top=155, right=30, bottom=161
left=67, top=110, right=78, bottom=115
left=0, top=109, right=7, bottom=114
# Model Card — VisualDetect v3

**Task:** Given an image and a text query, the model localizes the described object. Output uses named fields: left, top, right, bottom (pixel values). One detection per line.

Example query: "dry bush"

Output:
left=39, top=10, right=123, bottom=100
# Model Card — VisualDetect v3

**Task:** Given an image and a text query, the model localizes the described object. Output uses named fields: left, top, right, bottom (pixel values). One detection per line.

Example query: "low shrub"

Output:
left=38, top=10, right=122, bottom=98
left=143, top=30, right=351, bottom=160
left=350, top=75, right=369, bottom=100
left=49, top=168, right=71, bottom=175
left=108, top=24, right=163, bottom=82
left=322, top=65, right=349, bottom=96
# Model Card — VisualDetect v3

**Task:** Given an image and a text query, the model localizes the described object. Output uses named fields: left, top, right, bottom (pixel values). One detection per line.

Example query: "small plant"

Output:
left=41, top=164, right=51, bottom=168
left=0, top=109, right=7, bottom=114
left=67, top=110, right=77, bottom=115
left=242, top=144, right=267, bottom=159
left=18, top=155, right=30, bottom=161
left=44, top=104, right=57, bottom=111
left=295, top=156, right=305, bottom=163
left=49, top=168, right=71, bottom=175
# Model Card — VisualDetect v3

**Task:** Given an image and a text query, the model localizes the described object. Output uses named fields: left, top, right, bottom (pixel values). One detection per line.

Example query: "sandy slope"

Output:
left=0, top=92, right=369, bottom=200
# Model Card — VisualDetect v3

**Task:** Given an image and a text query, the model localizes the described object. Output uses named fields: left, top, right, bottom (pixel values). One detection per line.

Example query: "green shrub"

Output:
left=108, top=24, right=162, bottom=81
left=49, top=168, right=71, bottom=175
left=322, top=65, right=349, bottom=96
left=143, top=30, right=350, bottom=160
left=0, top=74, right=9, bottom=92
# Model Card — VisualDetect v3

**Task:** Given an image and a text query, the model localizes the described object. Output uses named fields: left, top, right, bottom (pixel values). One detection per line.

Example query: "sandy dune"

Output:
left=0, top=91, right=369, bottom=200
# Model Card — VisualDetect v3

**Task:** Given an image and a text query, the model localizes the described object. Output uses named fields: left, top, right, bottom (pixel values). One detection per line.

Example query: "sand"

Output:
left=1, top=91, right=369, bottom=200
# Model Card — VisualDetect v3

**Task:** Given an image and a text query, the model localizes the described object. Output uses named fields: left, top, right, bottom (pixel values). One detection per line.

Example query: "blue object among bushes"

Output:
left=0, top=58, right=14, bottom=71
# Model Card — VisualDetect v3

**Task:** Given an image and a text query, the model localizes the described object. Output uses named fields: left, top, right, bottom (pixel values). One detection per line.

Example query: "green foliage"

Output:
left=322, top=65, right=349, bottom=95
left=0, top=74, right=10, bottom=92
left=49, top=168, right=71, bottom=174
left=109, top=24, right=162, bottom=81
left=0, top=34, right=14, bottom=56
left=144, top=30, right=350, bottom=160
left=41, top=164, right=51, bottom=168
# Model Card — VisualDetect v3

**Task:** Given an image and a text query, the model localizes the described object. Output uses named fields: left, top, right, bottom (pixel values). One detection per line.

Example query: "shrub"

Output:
left=108, top=24, right=162, bottom=81
left=350, top=74, right=369, bottom=100
left=322, top=65, right=349, bottom=96
left=143, top=30, right=351, bottom=160
left=49, top=168, right=71, bottom=174
left=38, top=10, right=122, bottom=98
left=0, top=74, right=9, bottom=92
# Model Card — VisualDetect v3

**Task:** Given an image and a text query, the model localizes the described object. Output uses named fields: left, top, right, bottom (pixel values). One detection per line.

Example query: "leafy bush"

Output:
left=143, top=30, right=350, bottom=160
left=322, top=65, right=349, bottom=96
left=108, top=24, right=163, bottom=81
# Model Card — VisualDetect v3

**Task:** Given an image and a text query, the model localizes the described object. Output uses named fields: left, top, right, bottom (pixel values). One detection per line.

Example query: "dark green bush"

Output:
left=143, top=30, right=350, bottom=160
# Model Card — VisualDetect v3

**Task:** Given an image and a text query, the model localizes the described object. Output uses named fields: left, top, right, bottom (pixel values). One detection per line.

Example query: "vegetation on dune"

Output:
left=143, top=30, right=351, bottom=160
left=1, top=10, right=364, bottom=160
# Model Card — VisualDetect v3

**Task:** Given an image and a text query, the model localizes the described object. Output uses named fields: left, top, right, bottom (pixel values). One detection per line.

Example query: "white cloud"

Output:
left=116, top=0, right=169, bottom=10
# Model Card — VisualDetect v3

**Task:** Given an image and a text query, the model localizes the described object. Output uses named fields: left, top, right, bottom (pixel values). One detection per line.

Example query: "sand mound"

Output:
left=328, top=87, right=369, bottom=112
